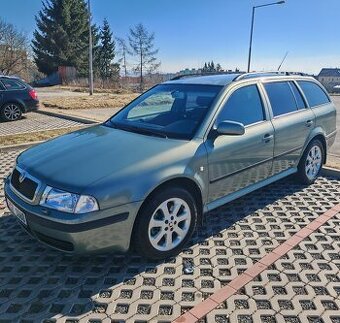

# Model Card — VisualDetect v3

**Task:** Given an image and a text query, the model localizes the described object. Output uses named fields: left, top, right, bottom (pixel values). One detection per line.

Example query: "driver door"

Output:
left=205, top=84, right=274, bottom=203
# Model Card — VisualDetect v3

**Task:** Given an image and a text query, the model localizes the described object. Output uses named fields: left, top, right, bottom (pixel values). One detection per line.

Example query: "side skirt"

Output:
left=204, top=167, right=297, bottom=213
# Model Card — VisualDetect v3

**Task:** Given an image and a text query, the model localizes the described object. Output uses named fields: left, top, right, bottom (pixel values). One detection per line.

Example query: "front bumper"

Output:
left=4, top=177, right=142, bottom=254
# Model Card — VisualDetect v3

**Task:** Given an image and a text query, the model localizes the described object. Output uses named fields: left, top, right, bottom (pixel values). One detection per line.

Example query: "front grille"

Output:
left=11, top=168, right=38, bottom=201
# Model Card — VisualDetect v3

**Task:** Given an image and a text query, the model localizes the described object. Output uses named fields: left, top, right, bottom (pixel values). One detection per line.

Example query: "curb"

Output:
left=321, top=166, right=340, bottom=178
left=0, top=141, right=44, bottom=151
left=36, top=109, right=98, bottom=124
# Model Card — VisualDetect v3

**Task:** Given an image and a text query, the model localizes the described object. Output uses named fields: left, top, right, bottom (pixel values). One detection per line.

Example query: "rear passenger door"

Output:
left=263, top=81, right=315, bottom=175
left=297, top=81, right=336, bottom=145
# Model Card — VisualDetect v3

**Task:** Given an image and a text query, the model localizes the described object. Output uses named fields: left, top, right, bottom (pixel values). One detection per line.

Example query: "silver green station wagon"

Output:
left=4, top=72, right=337, bottom=259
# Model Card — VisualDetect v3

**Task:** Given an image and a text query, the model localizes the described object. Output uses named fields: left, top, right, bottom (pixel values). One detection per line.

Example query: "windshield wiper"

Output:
left=106, top=121, right=167, bottom=138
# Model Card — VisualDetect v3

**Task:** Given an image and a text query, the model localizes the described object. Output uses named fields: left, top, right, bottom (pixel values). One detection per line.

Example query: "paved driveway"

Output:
left=0, top=148, right=339, bottom=322
left=0, top=112, right=85, bottom=137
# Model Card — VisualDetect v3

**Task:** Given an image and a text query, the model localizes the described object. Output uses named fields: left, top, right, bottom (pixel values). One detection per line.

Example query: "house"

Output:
left=317, top=68, right=340, bottom=92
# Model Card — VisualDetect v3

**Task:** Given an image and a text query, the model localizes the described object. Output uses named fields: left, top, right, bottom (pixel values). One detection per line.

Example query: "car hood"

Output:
left=17, top=125, right=198, bottom=194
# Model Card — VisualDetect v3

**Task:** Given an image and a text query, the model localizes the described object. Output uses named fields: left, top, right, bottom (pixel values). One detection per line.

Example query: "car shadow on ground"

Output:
left=0, top=175, right=334, bottom=321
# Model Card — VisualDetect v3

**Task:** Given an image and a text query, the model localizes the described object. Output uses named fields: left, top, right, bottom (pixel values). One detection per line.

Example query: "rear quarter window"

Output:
left=0, top=82, right=5, bottom=90
left=297, top=81, right=330, bottom=107
left=2, top=79, right=25, bottom=90
left=264, top=81, right=298, bottom=117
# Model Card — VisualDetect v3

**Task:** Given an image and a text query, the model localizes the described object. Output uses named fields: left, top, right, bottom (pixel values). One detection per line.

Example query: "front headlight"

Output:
left=40, top=186, right=99, bottom=214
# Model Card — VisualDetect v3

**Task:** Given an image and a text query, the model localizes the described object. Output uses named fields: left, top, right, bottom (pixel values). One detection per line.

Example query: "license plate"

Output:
left=6, top=199, right=27, bottom=225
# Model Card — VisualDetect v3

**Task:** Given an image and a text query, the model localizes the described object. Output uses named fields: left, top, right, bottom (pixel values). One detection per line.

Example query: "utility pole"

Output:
left=88, top=0, right=94, bottom=95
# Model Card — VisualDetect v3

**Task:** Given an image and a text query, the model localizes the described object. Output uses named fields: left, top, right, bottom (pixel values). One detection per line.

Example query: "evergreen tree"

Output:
left=202, top=61, right=222, bottom=73
left=32, top=0, right=90, bottom=76
left=97, top=18, right=117, bottom=81
left=128, top=23, right=160, bottom=91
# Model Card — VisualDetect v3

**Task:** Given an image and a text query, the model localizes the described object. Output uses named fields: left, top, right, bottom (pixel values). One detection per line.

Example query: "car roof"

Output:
left=164, top=72, right=313, bottom=87
left=0, top=75, right=23, bottom=81
left=165, top=73, right=241, bottom=86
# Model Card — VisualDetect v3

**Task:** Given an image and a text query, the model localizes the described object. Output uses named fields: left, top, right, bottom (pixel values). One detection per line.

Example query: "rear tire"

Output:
left=297, top=139, right=324, bottom=185
left=0, top=103, right=22, bottom=121
left=133, top=187, right=198, bottom=259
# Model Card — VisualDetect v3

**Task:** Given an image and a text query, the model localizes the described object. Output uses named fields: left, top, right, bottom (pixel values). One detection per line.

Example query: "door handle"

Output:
left=262, top=133, right=273, bottom=143
left=305, top=120, right=314, bottom=127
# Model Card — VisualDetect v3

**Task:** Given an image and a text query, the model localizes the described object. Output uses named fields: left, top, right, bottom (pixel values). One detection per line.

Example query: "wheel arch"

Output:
left=1, top=100, right=25, bottom=112
left=311, top=134, right=327, bottom=164
left=299, top=129, right=327, bottom=166
left=130, top=177, right=204, bottom=250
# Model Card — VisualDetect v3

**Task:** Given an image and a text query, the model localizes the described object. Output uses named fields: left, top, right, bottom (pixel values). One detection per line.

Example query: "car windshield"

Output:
left=106, top=83, right=223, bottom=140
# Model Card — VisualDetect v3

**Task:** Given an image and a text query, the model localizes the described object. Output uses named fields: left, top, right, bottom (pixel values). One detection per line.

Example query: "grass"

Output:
left=41, top=93, right=139, bottom=110
left=0, top=126, right=86, bottom=147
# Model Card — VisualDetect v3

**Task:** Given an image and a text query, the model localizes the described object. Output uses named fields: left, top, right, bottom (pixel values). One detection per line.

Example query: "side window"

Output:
left=0, top=81, right=5, bottom=91
left=289, top=82, right=306, bottom=110
left=265, top=82, right=297, bottom=117
left=217, top=85, right=265, bottom=126
left=2, top=79, right=25, bottom=90
left=297, top=81, right=330, bottom=107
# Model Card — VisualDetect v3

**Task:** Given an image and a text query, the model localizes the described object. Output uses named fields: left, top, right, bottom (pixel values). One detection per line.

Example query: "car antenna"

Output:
left=277, top=51, right=289, bottom=71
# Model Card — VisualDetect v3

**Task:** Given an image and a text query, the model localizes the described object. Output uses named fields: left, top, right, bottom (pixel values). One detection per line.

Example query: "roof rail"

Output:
left=233, top=71, right=309, bottom=81
left=170, top=71, right=240, bottom=81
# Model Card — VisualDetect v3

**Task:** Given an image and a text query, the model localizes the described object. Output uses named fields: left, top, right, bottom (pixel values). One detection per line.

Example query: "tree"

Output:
left=202, top=61, right=223, bottom=73
left=116, top=37, right=128, bottom=77
left=97, top=18, right=117, bottom=82
left=0, top=18, right=30, bottom=75
left=32, top=0, right=90, bottom=76
left=128, top=23, right=160, bottom=90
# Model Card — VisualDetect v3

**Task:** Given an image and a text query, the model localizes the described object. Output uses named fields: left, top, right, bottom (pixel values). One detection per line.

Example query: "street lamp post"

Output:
left=88, top=0, right=94, bottom=95
left=247, top=1, right=285, bottom=73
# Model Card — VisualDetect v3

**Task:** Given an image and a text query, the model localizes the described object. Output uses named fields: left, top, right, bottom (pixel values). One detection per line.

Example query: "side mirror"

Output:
left=215, top=120, right=245, bottom=136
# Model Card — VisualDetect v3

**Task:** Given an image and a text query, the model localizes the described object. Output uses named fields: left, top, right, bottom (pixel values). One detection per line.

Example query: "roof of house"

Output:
left=318, top=68, right=340, bottom=77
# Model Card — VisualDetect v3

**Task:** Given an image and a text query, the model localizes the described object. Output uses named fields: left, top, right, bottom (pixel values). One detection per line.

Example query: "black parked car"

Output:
left=0, top=76, right=39, bottom=122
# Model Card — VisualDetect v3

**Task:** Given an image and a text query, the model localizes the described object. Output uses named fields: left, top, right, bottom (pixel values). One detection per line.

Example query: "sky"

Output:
left=1, top=0, right=339, bottom=74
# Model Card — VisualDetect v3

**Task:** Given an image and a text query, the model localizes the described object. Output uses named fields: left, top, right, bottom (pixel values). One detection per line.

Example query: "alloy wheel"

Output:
left=3, top=104, right=21, bottom=121
left=148, top=198, right=191, bottom=251
left=305, top=145, right=322, bottom=181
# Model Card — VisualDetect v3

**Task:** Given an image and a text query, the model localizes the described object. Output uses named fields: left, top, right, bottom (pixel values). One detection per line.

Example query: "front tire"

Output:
left=0, top=103, right=22, bottom=121
left=297, top=139, right=324, bottom=185
left=134, top=187, right=198, bottom=259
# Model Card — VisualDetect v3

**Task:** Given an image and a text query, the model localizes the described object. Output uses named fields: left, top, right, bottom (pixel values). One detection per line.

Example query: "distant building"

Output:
left=177, top=68, right=203, bottom=76
left=317, top=68, right=340, bottom=92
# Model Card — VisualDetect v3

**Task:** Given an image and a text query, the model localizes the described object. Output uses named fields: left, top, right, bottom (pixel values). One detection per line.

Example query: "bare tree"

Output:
left=0, top=18, right=30, bottom=76
left=128, top=23, right=160, bottom=91
left=116, top=37, right=128, bottom=77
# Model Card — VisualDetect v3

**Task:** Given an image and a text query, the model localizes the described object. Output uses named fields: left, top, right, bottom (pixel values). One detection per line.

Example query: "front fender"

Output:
left=85, top=141, right=209, bottom=211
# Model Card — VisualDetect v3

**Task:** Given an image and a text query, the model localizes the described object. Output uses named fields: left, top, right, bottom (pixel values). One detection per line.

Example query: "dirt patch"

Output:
left=0, top=126, right=87, bottom=146
left=41, top=93, right=139, bottom=110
